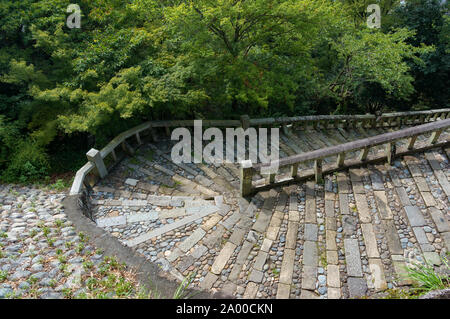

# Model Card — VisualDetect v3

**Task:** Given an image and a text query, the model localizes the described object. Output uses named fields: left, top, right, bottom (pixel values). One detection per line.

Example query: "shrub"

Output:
left=1, top=139, right=49, bottom=183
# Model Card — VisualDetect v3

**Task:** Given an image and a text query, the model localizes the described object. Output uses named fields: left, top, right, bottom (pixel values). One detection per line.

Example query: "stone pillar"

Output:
left=291, top=163, right=298, bottom=178
left=407, top=136, right=417, bottom=150
left=240, top=160, right=254, bottom=197
left=314, top=159, right=323, bottom=184
left=86, top=148, right=108, bottom=179
left=337, top=152, right=346, bottom=167
left=385, top=142, right=396, bottom=165
left=429, top=129, right=443, bottom=145
left=359, top=147, right=370, bottom=162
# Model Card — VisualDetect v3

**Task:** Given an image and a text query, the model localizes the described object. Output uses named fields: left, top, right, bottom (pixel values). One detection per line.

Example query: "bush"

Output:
left=1, top=139, right=49, bottom=183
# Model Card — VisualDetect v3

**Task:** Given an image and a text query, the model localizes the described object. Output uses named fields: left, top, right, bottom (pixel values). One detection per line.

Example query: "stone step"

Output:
left=125, top=205, right=220, bottom=247
left=127, top=163, right=175, bottom=187
left=424, top=151, right=450, bottom=198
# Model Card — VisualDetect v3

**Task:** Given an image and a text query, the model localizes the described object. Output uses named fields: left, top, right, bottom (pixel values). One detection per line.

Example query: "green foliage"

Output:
left=405, top=257, right=450, bottom=293
left=1, top=138, right=50, bottom=183
left=0, top=0, right=448, bottom=183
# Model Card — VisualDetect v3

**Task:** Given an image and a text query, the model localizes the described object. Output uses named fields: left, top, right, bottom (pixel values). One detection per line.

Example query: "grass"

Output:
left=173, top=272, right=197, bottom=299
left=0, top=270, right=8, bottom=282
left=404, top=256, right=449, bottom=294
left=47, top=179, right=71, bottom=191
left=383, top=256, right=450, bottom=299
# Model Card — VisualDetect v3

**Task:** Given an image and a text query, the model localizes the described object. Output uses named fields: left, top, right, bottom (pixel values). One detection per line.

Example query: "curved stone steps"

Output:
left=86, top=122, right=449, bottom=299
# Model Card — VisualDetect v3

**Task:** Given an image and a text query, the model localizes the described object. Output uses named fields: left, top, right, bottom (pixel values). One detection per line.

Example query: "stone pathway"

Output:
left=69, top=126, right=450, bottom=298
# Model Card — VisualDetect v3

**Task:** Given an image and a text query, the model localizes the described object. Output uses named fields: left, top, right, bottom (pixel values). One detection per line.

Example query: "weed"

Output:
left=0, top=270, right=8, bottom=282
left=404, top=257, right=449, bottom=294
left=173, top=272, right=197, bottom=299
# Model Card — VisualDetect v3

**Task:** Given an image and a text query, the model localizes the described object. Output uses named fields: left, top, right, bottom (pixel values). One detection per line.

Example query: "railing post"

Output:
left=314, top=159, right=323, bottom=184
left=165, top=126, right=171, bottom=137
left=407, top=136, right=418, bottom=150
left=135, top=132, right=142, bottom=145
left=241, top=115, right=250, bottom=130
left=358, top=147, right=370, bottom=162
left=149, top=125, right=158, bottom=142
left=337, top=152, right=346, bottom=167
left=240, top=160, right=254, bottom=197
left=429, top=129, right=443, bottom=145
left=385, top=142, right=396, bottom=165
left=290, top=163, right=298, bottom=178
left=122, top=140, right=135, bottom=156
left=86, top=148, right=108, bottom=179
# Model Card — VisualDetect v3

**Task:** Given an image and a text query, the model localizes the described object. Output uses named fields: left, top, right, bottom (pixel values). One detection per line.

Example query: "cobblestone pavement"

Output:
left=0, top=185, right=144, bottom=299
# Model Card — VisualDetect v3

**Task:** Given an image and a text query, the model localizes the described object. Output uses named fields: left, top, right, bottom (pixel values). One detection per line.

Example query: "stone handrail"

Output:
left=249, top=109, right=450, bottom=129
left=70, top=108, right=450, bottom=196
left=240, top=118, right=450, bottom=196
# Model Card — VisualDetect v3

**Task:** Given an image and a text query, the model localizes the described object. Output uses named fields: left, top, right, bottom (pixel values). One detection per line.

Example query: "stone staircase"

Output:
left=85, top=123, right=450, bottom=299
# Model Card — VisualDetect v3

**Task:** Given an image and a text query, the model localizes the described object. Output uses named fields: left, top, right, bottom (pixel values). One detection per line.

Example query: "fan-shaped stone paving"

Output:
left=86, top=121, right=450, bottom=299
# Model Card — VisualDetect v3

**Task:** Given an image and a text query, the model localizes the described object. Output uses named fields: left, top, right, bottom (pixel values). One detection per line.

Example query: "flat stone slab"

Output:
left=126, top=205, right=219, bottom=247
left=404, top=206, right=426, bottom=227
left=211, top=242, right=236, bottom=275
left=369, top=258, right=387, bottom=291
left=305, top=198, right=316, bottom=223
left=228, top=227, right=247, bottom=245
left=339, top=194, right=349, bottom=215
left=252, top=209, right=273, bottom=233
left=423, top=252, right=442, bottom=266
left=285, top=222, right=298, bottom=249
left=344, top=239, right=363, bottom=277
left=159, top=208, right=186, bottom=219
left=441, top=232, right=450, bottom=250
left=276, top=283, right=291, bottom=299
left=429, top=207, right=450, bottom=233
left=303, top=241, right=318, bottom=267
left=328, top=287, right=341, bottom=299
left=299, top=289, right=320, bottom=299
left=301, top=266, right=317, bottom=290
left=243, top=282, right=258, bottom=299
left=354, top=194, right=371, bottom=223
left=179, top=228, right=206, bottom=253
left=342, top=215, right=358, bottom=236
left=96, top=216, right=127, bottom=228
left=421, top=192, right=437, bottom=207
left=125, top=178, right=139, bottom=186
left=191, top=245, right=208, bottom=259
left=326, top=230, right=337, bottom=251
left=253, top=251, right=268, bottom=271
left=395, top=187, right=411, bottom=206
left=414, top=177, right=430, bottom=192
left=337, top=174, right=351, bottom=193
left=382, top=220, right=403, bottom=255
left=260, top=238, right=273, bottom=252
left=279, top=248, right=295, bottom=285
left=347, top=277, right=368, bottom=298
left=412, top=227, right=429, bottom=245
left=373, top=191, right=393, bottom=220
left=327, top=265, right=340, bottom=288
left=248, top=269, right=264, bottom=283
left=122, top=199, right=148, bottom=207
left=361, top=223, right=380, bottom=258
left=325, top=200, right=335, bottom=218
left=304, top=224, right=318, bottom=242
left=370, top=172, right=384, bottom=191
left=200, top=272, right=218, bottom=290
left=127, top=211, right=158, bottom=223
